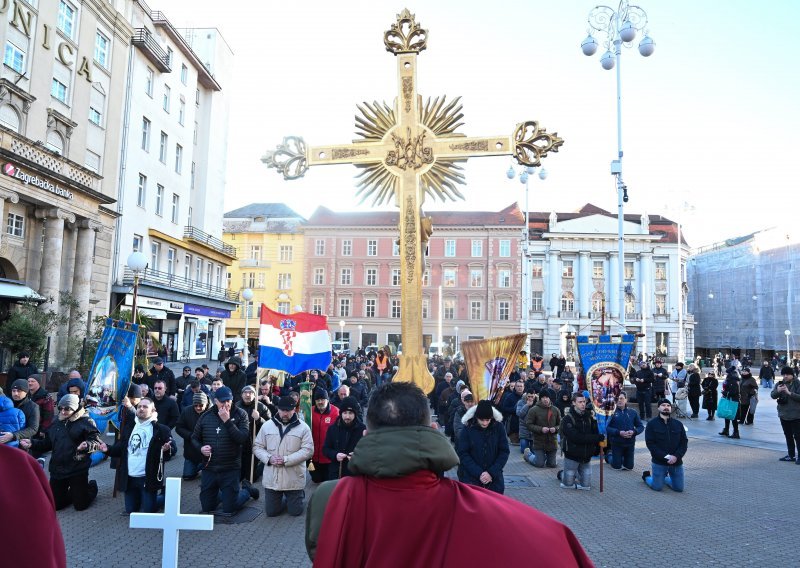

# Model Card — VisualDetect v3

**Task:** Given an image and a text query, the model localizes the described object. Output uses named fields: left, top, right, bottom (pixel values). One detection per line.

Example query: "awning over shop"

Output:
left=0, top=279, right=46, bottom=303
left=139, top=308, right=167, bottom=320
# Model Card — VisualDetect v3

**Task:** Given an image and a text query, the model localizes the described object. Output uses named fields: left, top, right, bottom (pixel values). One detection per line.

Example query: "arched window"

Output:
left=561, top=291, right=575, bottom=312
left=625, top=293, right=636, bottom=314
left=0, top=104, right=20, bottom=132
left=591, top=292, right=604, bottom=312
left=46, top=130, right=64, bottom=154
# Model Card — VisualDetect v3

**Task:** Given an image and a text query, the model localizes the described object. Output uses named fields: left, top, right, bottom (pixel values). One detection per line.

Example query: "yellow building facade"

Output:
left=223, top=204, right=305, bottom=354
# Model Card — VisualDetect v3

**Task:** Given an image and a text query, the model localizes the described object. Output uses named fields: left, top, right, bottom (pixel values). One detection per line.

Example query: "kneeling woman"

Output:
left=456, top=400, right=509, bottom=494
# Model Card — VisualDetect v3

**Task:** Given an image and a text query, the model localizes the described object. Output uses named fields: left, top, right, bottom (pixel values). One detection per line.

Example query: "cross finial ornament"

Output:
left=130, top=477, right=213, bottom=568
left=263, top=11, right=564, bottom=393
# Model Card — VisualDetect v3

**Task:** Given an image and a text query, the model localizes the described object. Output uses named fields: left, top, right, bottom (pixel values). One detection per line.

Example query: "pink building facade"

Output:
left=303, top=204, right=524, bottom=354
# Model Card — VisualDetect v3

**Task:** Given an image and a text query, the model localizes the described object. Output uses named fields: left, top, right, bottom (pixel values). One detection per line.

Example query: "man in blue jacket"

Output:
left=643, top=399, right=688, bottom=492
left=605, top=392, right=644, bottom=470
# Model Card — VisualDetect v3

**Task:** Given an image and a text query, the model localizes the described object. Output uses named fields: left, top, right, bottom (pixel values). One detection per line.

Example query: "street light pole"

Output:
left=454, top=326, right=459, bottom=355
left=785, top=329, right=791, bottom=364
left=358, top=324, right=363, bottom=351
left=242, top=288, right=254, bottom=359
left=582, top=1, right=655, bottom=334
left=339, top=320, right=346, bottom=352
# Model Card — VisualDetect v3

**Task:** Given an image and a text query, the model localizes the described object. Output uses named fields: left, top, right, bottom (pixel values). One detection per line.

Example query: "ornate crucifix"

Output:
left=263, top=9, right=564, bottom=394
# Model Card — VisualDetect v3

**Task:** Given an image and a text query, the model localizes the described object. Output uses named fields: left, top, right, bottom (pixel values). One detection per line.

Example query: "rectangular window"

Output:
left=498, top=269, right=511, bottom=288
left=422, top=298, right=430, bottom=319
left=180, top=64, right=188, bottom=85
left=195, top=88, right=200, bottom=106
left=137, top=174, right=146, bottom=207
left=471, top=240, right=483, bottom=257
left=339, top=298, right=351, bottom=317
left=187, top=206, right=192, bottom=226
left=444, top=239, right=456, bottom=257
left=195, top=258, right=202, bottom=281
left=150, top=241, right=160, bottom=271
left=244, top=272, right=255, bottom=288
left=278, top=273, right=292, bottom=290
left=655, top=294, right=667, bottom=315
left=94, top=32, right=109, bottom=67
left=624, top=261, right=635, bottom=280
left=365, top=267, right=377, bottom=286
left=88, top=107, right=101, bottom=126
left=159, top=132, right=168, bottom=163
left=313, top=267, right=324, bottom=285
left=171, top=193, right=179, bottom=223
left=5, top=213, right=24, bottom=237
left=391, top=268, right=401, bottom=286
left=392, top=241, right=400, bottom=256
left=58, top=1, right=76, bottom=39
left=312, top=297, right=323, bottom=316
left=498, top=300, right=511, bottom=321
left=145, top=67, right=154, bottom=97
left=184, top=254, right=191, bottom=280
left=443, top=298, right=456, bottom=320
left=391, top=299, right=401, bottom=319
left=193, top=121, right=198, bottom=145
left=167, top=248, right=176, bottom=276
left=422, top=269, right=430, bottom=287
left=256, top=272, right=265, bottom=289
left=499, top=240, right=511, bottom=258
left=166, top=47, right=173, bottom=68
left=84, top=151, right=100, bottom=173
left=51, top=79, right=68, bottom=103
left=531, top=291, right=543, bottom=311
left=163, top=85, right=170, bottom=113
left=593, top=260, right=604, bottom=279
left=531, top=259, right=543, bottom=278
left=178, top=98, right=185, bottom=125
left=443, top=268, right=456, bottom=287
left=155, top=184, right=164, bottom=216
left=365, top=298, right=376, bottom=318
left=367, top=239, right=377, bottom=256
left=132, top=234, right=143, bottom=253
left=3, top=42, right=25, bottom=73
left=279, top=245, right=293, bottom=262
left=175, top=144, right=183, bottom=174
left=470, top=300, right=482, bottom=320
left=470, top=269, right=483, bottom=288
left=141, top=117, right=151, bottom=151
left=249, top=245, right=262, bottom=260
left=655, top=262, right=667, bottom=280
left=216, top=266, right=223, bottom=288
left=341, top=239, right=352, bottom=256
left=277, top=301, right=290, bottom=314
left=562, top=260, right=574, bottom=278
left=340, top=268, right=352, bottom=286
left=315, top=239, right=325, bottom=256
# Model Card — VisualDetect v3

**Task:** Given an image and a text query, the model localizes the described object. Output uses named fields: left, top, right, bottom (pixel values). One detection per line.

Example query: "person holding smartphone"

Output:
left=772, top=366, right=800, bottom=463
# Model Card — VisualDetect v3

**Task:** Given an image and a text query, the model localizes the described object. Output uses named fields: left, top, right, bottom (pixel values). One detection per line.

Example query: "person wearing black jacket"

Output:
left=7, top=351, right=38, bottom=383
left=719, top=370, right=741, bottom=439
left=175, top=366, right=193, bottom=406
left=220, top=356, right=246, bottom=403
left=633, top=362, right=655, bottom=419
left=559, top=392, right=604, bottom=490
left=652, top=359, right=669, bottom=401
left=191, top=386, right=258, bottom=514
left=235, top=385, right=271, bottom=484
left=0, top=379, right=39, bottom=444
left=151, top=379, right=180, bottom=431
left=687, top=364, right=703, bottom=418
left=321, top=396, right=365, bottom=479
left=22, top=394, right=102, bottom=511
left=176, top=391, right=210, bottom=480
left=147, top=358, right=176, bottom=397
left=643, top=399, right=688, bottom=492
left=701, top=372, right=719, bottom=420
left=100, top=398, right=176, bottom=513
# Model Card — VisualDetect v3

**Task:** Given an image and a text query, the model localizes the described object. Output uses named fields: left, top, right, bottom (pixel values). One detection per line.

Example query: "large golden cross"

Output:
left=263, top=9, right=564, bottom=394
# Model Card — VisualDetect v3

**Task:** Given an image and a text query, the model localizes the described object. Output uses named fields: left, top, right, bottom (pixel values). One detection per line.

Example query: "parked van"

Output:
left=331, top=340, right=351, bottom=355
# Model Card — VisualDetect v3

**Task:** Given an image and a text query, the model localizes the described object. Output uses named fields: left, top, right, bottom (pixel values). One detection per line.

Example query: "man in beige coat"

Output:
left=253, top=395, right=313, bottom=516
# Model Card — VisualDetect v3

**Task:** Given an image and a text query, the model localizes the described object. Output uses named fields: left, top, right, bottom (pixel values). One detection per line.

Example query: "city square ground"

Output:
left=57, top=372, right=795, bottom=567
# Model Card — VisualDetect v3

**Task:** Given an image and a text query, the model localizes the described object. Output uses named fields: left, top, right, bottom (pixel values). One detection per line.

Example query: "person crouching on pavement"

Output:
left=457, top=400, right=509, bottom=494
left=605, top=392, right=644, bottom=471
left=642, top=399, right=688, bottom=492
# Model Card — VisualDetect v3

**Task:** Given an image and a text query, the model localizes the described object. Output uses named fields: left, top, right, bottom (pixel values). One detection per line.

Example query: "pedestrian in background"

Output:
left=702, top=372, right=718, bottom=420
left=719, top=369, right=741, bottom=439
left=686, top=363, right=702, bottom=418
left=772, top=366, right=800, bottom=464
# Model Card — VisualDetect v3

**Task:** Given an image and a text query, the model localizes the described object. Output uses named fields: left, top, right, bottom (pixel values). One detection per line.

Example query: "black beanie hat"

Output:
left=474, top=400, right=494, bottom=420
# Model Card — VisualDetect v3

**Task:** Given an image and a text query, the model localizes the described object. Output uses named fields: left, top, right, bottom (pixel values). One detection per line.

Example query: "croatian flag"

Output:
left=258, top=305, right=332, bottom=376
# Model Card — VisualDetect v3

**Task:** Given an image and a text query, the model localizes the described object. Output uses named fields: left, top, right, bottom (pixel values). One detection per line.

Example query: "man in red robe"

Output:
left=306, top=382, right=594, bottom=568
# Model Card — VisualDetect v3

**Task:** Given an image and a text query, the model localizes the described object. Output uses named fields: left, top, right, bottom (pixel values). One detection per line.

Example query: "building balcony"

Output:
left=123, top=267, right=239, bottom=303
left=529, top=310, right=546, bottom=319
left=626, top=313, right=642, bottom=321
left=132, top=28, right=171, bottom=72
left=654, top=313, right=670, bottom=322
left=239, top=258, right=271, bottom=268
left=559, top=310, right=578, bottom=319
left=184, top=226, right=237, bottom=260
left=684, top=313, right=695, bottom=323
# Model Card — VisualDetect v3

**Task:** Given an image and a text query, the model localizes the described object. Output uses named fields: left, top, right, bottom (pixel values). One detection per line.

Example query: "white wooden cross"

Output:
left=129, top=477, right=214, bottom=568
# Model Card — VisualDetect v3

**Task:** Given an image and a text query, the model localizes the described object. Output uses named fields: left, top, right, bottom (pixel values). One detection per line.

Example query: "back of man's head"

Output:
left=366, top=382, right=430, bottom=431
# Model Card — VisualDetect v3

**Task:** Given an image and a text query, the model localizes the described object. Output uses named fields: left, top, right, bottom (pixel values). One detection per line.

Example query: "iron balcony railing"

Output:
left=123, top=267, right=239, bottom=303
left=184, top=226, right=237, bottom=258
left=131, top=29, right=171, bottom=72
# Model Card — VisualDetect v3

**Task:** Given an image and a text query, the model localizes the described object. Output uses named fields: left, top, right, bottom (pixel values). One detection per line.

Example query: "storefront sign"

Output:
left=3, top=163, right=74, bottom=200
left=125, top=294, right=184, bottom=312
left=184, top=303, right=231, bottom=319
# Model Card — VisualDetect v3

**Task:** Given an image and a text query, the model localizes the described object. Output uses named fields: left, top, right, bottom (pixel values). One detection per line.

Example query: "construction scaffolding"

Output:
left=688, top=226, right=799, bottom=359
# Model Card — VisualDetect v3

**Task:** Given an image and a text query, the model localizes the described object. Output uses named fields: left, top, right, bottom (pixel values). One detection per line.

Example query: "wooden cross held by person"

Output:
left=263, top=9, right=564, bottom=395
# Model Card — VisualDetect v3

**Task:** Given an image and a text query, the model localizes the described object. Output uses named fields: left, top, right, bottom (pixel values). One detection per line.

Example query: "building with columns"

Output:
left=303, top=204, right=524, bottom=355
left=223, top=203, right=306, bottom=355
left=0, top=0, right=134, bottom=365
left=524, top=204, right=693, bottom=362
left=109, top=3, right=237, bottom=362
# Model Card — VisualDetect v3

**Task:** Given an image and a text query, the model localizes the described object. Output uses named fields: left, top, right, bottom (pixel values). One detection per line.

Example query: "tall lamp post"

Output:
left=581, top=1, right=655, bottom=333
left=127, top=251, right=148, bottom=325
left=785, top=329, right=791, bottom=364
left=242, top=288, right=254, bottom=359
left=507, top=164, right=547, bottom=355
left=454, top=326, right=459, bottom=355
left=339, top=320, right=346, bottom=352
left=358, top=324, right=363, bottom=351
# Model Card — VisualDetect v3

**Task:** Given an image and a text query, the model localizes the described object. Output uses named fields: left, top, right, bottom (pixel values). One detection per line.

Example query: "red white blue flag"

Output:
left=258, top=305, right=332, bottom=376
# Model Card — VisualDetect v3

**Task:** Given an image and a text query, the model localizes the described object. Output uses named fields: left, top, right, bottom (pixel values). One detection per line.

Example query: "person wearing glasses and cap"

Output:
left=21, top=394, right=102, bottom=511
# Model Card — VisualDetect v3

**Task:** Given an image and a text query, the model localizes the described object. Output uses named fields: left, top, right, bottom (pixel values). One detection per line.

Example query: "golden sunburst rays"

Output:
left=353, top=94, right=468, bottom=205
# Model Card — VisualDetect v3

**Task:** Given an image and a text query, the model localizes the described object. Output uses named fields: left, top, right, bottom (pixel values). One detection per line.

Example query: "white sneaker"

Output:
left=575, top=484, right=591, bottom=491
left=559, top=482, right=575, bottom=489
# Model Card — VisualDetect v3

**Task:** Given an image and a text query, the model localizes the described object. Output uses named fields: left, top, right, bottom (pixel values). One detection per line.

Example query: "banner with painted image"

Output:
left=576, top=334, right=636, bottom=435
left=461, top=333, right=527, bottom=402
left=85, top=318, right=139, bottom=434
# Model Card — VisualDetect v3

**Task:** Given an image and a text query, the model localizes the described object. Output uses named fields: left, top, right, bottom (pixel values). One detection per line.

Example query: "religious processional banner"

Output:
left=299, top=381, right=314, bottom=429
left=258, top=305, right=332, bottom=376
left=85, top=318, right=139, bottom=433
left=461, top=334, right=527, bottom=402
left=576, top=334, right=636, bottom=435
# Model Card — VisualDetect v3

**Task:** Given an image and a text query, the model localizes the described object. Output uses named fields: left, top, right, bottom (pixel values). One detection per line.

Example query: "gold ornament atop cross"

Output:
left=263, top=9, right=564, bottom=394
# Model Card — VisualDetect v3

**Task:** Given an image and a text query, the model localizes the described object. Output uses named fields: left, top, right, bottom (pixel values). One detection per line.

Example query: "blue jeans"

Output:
left=610, top=444, right=635, bottom=470
left=645, top=462, right=684, bottom=492
left=183, top=459, right=203, bottom=478
left=200, top=469, right=250, bottom=514
left=124, top=476, right=162, bottom=513
left=520, top=438, right=532, bottom=454
left=761, top=378, right=773, bottom=388
left=637, top=389, right=652, bottom=419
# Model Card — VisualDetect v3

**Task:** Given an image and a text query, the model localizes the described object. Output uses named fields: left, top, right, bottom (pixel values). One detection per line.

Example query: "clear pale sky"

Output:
left=166, top=0, right=799, bottom=248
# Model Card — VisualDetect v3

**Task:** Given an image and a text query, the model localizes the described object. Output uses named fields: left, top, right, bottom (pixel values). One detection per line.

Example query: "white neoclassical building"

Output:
left=521, top=204, right=694, bottom=362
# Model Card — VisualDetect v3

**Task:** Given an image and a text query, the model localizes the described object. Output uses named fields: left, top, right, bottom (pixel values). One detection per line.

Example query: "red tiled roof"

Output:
left=306, top=203, right=524, bottom=227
